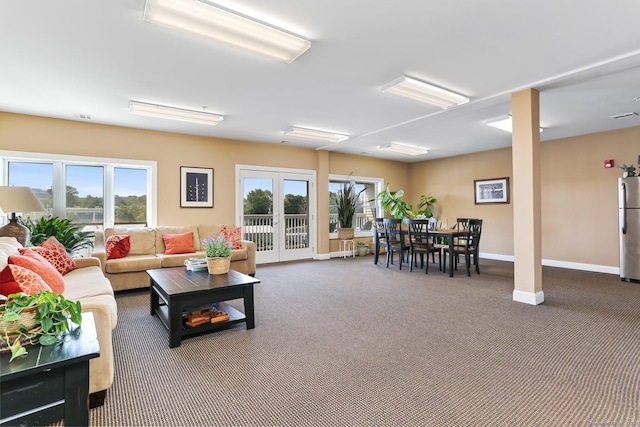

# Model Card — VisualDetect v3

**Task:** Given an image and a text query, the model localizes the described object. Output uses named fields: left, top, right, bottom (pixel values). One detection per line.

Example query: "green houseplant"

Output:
left=336, top=180, right=366, bottom=239
left=376, top=184, right=415, bottom=220
left=202, top=234, right=233, bottom=274
left=0, top=291, right=82, bottom=362
left=416, top=193, right=438, bottom=218
left=20, top=216, right=94, bottom=253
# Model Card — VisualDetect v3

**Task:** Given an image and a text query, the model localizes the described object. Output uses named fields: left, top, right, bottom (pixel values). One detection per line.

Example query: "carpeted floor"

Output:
left=85, top=257, right=640, bottom=426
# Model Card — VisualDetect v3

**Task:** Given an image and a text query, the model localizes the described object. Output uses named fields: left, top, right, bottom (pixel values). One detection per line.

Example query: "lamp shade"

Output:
left=0, top=186, right=45, bottom=213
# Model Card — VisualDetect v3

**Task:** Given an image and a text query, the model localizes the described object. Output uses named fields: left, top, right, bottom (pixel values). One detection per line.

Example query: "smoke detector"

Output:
left=72, top=113, right=92, bottom=120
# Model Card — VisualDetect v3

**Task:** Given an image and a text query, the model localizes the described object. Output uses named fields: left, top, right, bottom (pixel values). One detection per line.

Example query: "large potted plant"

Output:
left=20, top=216, right=94, bottom=253
left=415, top=193, right=438, bottom=218
left=336, top=180, right=366, bottom=240
left=202, top=233, right=233, bottom=274
left=376, top=184, right=414, bottom=220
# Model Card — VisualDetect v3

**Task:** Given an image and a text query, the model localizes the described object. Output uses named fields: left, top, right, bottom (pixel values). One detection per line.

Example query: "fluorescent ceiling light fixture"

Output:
left=129, top=101, right=224, bottom=125
left=487, top=115, right=543, bottom=133
left=382, top=76, right=469, bottom=109
left=143, top=0, right=310, bottom=64
left=379, top=142, right=428, bottom=156
left=285, top=127, right=349, bottom=143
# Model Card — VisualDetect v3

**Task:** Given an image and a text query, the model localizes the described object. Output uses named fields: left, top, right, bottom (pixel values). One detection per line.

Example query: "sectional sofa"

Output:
left=92, top=225, right=256, bottom=291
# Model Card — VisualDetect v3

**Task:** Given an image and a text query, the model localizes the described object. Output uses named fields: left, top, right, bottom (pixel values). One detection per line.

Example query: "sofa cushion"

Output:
left=230, top=248, right=248, bottom=262
left=106, top=227, right=155, bottom=256
left=9, top=249, right=66, bottom=293
left=197, top=224, right=225, bottom=250
left=162, top=232, right=196, bottom=255
left=220, top=225, right=242, bottom=249
left=105, top=254, right=162, bottom=274
left=0, top=264, right=52, bottom=295
left=0, top=238, right=22, bottom=271
left=19, top=236, right=76, bottom=275
left=106, top=235, right=130, bottom=259
left=156, top=226, right=199, bottom=253
left=62, top=265, right=115, bottom=300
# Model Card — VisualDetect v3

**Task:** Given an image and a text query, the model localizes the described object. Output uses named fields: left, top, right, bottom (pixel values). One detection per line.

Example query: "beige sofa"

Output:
left=0, top=238, right=117, bottom=407
left=92, top=225, right=256, bottom=291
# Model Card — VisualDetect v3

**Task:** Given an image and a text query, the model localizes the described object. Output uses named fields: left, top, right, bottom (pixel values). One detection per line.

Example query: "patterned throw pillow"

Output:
left=0, top=264, right=52, bottom=296
left=19, top=236, right=76, bottom=275
left=105, top=235, right=130, bottom=260
left=219, top=226, right=242, bottom=250
left=9, top=249, right=66, bottom=294
left=162, top=232, right=196, bottom=255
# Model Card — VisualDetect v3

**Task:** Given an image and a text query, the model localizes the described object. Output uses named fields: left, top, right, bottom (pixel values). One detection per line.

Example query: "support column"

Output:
left=512, top=88, right=543, bottom=305
left=316, top=150, right=330, bottom=259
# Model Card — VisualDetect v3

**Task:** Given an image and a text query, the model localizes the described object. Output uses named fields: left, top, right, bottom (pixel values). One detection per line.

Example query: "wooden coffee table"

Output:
left=148, top=267, right=260, bottom=348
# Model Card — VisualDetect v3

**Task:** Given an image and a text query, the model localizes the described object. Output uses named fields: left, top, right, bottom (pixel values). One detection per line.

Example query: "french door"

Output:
left=237, top=166, right=316, bottom=264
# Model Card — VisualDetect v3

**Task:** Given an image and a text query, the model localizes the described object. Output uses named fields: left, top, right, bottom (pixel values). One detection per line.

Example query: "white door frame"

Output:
left=236, top=165, right=317, bottom=264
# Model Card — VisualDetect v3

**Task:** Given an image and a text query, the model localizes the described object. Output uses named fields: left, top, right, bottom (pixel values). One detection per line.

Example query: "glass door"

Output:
left=238, top=167, right=315, bottom=264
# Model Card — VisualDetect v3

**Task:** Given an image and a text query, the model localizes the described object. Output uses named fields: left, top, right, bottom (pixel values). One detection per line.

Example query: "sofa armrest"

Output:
left=92, top=230, right=107, bottom=272
left=74, top=256, right=102, bottom=269
left=241, top=239, right=256, bottom=275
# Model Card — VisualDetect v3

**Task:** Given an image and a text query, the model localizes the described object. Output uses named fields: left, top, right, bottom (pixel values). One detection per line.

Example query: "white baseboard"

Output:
left=480, top=252, right=619, bottom=276
left=513, top=290, right=545, bottom=305
left=315, top=253, right=331, bottom=260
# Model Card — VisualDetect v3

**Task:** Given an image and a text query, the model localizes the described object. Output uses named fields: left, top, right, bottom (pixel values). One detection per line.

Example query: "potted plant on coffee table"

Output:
left=202, top=234, right=233, bottom=275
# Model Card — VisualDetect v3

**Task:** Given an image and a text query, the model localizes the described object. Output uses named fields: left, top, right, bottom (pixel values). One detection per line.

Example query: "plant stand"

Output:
left=340, top=240, right=356, bottom=258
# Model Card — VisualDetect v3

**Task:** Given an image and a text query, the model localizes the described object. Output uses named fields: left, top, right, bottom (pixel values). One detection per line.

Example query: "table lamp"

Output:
left=0, top=186, right=46, bottom=246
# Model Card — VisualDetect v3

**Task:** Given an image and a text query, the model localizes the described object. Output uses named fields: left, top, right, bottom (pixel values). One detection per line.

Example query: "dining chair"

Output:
left=406, top=218, right=441, bottom=274
left=453, top=218, right=483, bottom=276
left=373, top=217, right=387, bottom=264
left=383, top=218, right=408, bottom=269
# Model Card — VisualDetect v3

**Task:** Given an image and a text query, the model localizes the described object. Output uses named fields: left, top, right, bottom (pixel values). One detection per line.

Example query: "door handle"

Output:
left=621, top=182, right=627, bottom=235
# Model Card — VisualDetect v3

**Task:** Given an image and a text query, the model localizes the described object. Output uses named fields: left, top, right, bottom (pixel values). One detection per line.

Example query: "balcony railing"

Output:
left=244, top=214, right=309, bottom=252
left=328, top=213, right=373, bottom=233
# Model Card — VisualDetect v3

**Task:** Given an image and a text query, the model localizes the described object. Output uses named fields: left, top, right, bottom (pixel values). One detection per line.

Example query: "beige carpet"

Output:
left=84, top=257, right=640, bottom=426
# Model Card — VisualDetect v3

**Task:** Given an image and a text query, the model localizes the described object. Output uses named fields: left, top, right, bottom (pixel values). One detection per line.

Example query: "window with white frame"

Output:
left=329, top=174, right=382, bottom=237
left=1, top=151, right=156, bottom=230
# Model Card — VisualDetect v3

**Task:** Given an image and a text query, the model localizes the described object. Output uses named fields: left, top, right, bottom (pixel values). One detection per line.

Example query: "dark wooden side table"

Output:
left=0, top=312, right=100, bottom=427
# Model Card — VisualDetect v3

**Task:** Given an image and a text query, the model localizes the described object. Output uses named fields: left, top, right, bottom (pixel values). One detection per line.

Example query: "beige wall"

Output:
left=2, top=112, right=638, bottom=266
left=410, top=126, right=640, bottom=268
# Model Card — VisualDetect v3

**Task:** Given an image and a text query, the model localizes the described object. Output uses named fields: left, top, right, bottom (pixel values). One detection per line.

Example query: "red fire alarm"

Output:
left=604, top=159, right=614, bottom=168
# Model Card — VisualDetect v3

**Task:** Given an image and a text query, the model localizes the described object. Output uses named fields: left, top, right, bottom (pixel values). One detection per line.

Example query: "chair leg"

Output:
left=374, top=241, right=379, bottom=264
left=465, top=252, right=471, bottom=276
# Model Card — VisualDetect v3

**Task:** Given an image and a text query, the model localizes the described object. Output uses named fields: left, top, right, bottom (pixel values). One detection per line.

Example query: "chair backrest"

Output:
left=466, top=219, right=483, bottom=250
left=406, top=218, right=430, bottom=247
left=382, top=218, right=403, bottom=243
left=428, top=217, right=438, bottom=230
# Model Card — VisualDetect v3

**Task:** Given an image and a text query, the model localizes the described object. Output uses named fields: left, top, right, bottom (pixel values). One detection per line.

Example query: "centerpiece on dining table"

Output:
left=202, top=233, right=233, bottom=275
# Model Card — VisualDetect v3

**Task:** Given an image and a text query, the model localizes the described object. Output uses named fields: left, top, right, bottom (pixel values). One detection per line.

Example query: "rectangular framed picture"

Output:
left=180, top=166, right=213, bottom=208
left=474, top=177, right=510, bottom=204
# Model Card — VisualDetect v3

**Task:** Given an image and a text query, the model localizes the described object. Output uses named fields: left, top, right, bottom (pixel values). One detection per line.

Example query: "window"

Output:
left=1, top=151, right=156, bottom=229
left=329, top=174, right=382, bottom=238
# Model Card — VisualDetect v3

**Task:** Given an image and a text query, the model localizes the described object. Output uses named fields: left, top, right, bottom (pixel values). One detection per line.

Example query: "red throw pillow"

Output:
left=163, top=232, right=196, bottom=255
left=9, top=250, right=65, bottom=294
left=105, top=235, right=130, bottom=260
left=19, top=236, right=76, bottom=275
left=219, top=226, right=242, bottom=250
left=0, top=264, right=52, bottom=296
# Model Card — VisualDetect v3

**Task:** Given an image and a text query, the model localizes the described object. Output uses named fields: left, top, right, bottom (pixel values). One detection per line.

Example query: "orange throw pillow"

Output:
left=0, top=264, right=52, bottom=296
left=19, top=236, right=76, bottom=275
left=162, top=232, right=196, bottom=255
left=105, top=235, right=130, bottom=260
left=9, top=249, right=65, bottom=294
left=219, top=226, right=242, bottom=250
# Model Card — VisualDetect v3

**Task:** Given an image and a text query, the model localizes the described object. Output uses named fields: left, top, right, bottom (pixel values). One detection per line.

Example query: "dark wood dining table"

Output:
left=429, top=228, right=469, bottom=277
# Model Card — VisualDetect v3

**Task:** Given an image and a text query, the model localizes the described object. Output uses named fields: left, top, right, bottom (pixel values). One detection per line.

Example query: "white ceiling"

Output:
left=2, top=0, right=640, bottom=162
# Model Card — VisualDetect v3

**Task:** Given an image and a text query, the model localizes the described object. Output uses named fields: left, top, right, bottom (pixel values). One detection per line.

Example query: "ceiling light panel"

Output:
left=129, top=101, right=224, bottom=125
left=379, top=142, right=428, bottom=156
left=143, top=0, right=310, bottom=64
left=285, top=127, right=348, bottom=143
left=382, top=76, right=469, bottom=109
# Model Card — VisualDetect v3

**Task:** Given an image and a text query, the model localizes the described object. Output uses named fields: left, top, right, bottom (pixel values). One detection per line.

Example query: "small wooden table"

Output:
left=148, top=267, right=260, bottom=348
left=0, top=312, right=100, bottom=427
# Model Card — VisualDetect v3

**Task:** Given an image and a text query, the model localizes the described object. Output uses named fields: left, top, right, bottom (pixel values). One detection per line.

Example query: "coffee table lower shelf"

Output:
left=154, top=302, right=246, bottom=339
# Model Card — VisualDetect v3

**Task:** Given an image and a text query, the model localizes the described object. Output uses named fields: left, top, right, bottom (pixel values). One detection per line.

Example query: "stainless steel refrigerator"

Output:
left=619, top=177, right=640, bottom=282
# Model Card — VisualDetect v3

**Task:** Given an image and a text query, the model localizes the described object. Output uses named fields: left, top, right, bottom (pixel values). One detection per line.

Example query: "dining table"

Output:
left=429, top=228, right=469, bottom=277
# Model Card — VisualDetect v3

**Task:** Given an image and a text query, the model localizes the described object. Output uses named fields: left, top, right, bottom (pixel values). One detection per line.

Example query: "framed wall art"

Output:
left=474, top=177, right=510, bottom=204
left=180, top=166, right=213, bottom=208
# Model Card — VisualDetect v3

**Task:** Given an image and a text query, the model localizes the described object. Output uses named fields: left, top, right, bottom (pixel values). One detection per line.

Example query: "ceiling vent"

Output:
left=72, top=113, right=92, bottom=120
left=609, top=112, right=638, bottom=120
